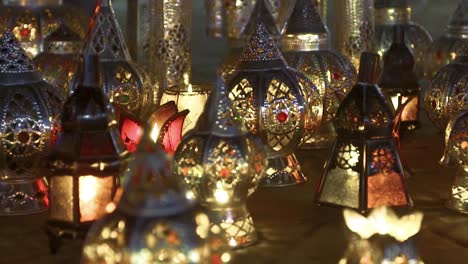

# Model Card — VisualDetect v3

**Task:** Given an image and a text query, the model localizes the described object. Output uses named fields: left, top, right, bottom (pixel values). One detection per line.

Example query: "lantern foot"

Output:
left=0, top=178, right=48, bottom=215
left=207, top=206, right=257, bottom=248
left=261, top=153, right=307, bottom=187
left=45, top=221, right=91, bottom=254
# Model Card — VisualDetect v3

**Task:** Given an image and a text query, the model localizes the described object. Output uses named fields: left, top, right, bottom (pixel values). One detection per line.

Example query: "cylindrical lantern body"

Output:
left=423, top=0, right=468, bottom=78
left=0, top=0, right=87, bottom=58
left=442, top=109, right=468, bottom=213
left=33, top=23, right=81, bottom=95
left=47, top=55, right=128, bottom=253
left=316, top=53, right=412, bottom=211
left=79, top=0, right=153, bottom=118
left=379, top=25, right=420, bottom=132
left=227, top=22, right=318, bottom=187
left=174, top=78, right=267, bottom=248
left=332, top=0, right=375, bottom=69
left=424, top=44, right=468, bottom=131
left=373, top=0, right=432, bottom=78
left=282, top=0, right=357, bottom=149
left=0, top=30, right=63, bottom=215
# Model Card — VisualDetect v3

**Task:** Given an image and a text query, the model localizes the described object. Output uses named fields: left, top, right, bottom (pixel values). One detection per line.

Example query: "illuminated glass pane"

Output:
left=80, top=176, right=114, bottom=222
left=367, top=171, right=408, bottom=208
left=319, top=168, right=360, bottom=209
left=49, top=176, right=74, bottom=223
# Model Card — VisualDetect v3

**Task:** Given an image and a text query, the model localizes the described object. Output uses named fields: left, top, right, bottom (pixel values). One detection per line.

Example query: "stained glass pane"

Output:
left=49, top=176, right=74, bottom=223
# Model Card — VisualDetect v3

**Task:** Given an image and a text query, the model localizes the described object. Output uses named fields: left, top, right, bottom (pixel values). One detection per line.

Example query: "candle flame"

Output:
left=150, top=123, right=160, bottom=142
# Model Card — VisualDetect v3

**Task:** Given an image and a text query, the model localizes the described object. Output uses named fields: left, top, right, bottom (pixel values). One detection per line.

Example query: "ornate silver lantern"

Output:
left=0, top=0, right=87, bottom=58
left=174, top=77, right=267, bottom=248
left=442, top=108, right=468, bottom=213
left=227, top=22, right=319, bottom=187
left=82, top=126, right=221, bottom=263
left=373, top=0, right=432, bottom=78
left=424, top=0, right=468, bottom=78
left=282, top=0, right=357, bottom=149
left=316, top=52, right=412, bottom=211
left=80, top=0, right=153, bottom=118
left=33, top=23, right=81, bottom=95
left=424, top=43, right=468, bottom=131
left=0, top=30, right=64, bottom=215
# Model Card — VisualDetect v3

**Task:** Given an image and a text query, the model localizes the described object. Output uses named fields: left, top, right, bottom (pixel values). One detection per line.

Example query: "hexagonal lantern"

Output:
left=281, top=0, right=356, bottom=149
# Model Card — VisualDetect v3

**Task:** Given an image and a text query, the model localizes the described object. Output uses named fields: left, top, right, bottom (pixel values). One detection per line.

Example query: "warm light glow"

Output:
left=221, top=253, right=232, bottom=263
left=150, top=123, right=160, bottom=143
left=214, top=188, right=229, bottom=204
left=80, top=176, right=98, bottom=203
left=391, top=95, right=400, bottom=111
left=79, top=175, right=114, bottom=222
left=343, top=207, right=423, bottom=242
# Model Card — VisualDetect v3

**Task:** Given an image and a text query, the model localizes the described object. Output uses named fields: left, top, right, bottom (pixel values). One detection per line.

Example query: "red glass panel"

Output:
left=160, top=110, right=189, bottom=154
left=120, top=118, right=143, bottom=152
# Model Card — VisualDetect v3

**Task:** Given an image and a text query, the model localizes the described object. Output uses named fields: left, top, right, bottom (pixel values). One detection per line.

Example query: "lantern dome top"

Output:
left=118, top=128, right=194, bottom=218
left=0, top=30, right=38, bottom=76
left=83, top=0, right=131, bottom=61
left=284, top=0, right=327, bottom=35
left=196, top=77, right=248, bottom=137
left=243, top=0, right=279, bottom=42
left=238, top=22, right=287, bottom=70
left=448, top=0, right=468, bottom=34
left=374, top=0, right=409, bottom=8
left=43, top=22, right=82, bottom=55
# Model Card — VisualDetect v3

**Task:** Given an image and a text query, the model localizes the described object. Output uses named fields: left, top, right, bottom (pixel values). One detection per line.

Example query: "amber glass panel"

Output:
left=79, top=176, right=114, bottom=222
left=49, top=176, right=74, bottom=223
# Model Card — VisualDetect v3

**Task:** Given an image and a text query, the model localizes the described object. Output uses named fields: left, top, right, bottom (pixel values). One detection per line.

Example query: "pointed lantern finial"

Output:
left=0, top=30, right=38, bottom=76
left=243, top=0, right=280, bottom=42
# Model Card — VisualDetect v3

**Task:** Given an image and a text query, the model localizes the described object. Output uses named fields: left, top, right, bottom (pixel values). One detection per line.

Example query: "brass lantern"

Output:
left=46, top=55, right=128, bottom=253
left=282, top=0, right=357, bottom=149
left=227, top=22, right=316, bottom=187
left=424, top=0, right=468, bottom=78
left=174, top=77, right=267, bottom=248
left=82, top=126, right=221, bottom=263
left=205, top=0, right=224, bottom=38
left=0, top=0, right=87, bottom=58
left=33, top=23, right=81, bottom=95
left=424, top=43, right=468, bottom=131
left=316, top=52, right=412, bottom=211
left=373, top=0, right=432, bottom=78
left=0, top=30, right=63, bottom=215
left=442, top=108, right=468, bottom=213
left=379, top=25, right=420, bottom=132
left=80, top=0, right=152, bottom=118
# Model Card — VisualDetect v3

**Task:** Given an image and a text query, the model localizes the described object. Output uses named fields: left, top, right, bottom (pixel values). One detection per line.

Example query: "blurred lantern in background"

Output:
left=126, top=0, right=151, bottom=72
left=281, top=0, right=356, bottom=149
left=46, top=55, right=128, bottom=254
left=0, top=0, right=87, bottom=58
left=424, top=43, right=468, bottom=131
left=227, top=22, right=320, bottom=187
left=373, top=0, right=432, bottom=78
left=340, top=207, right=424, bottom=264
left=441, top=108, right=468, bottom=213
left=79, top=0, right=153, bottom=118
left=33, top=22, right=81, bottom=95
left=0, top=30, right=63, bottom=215
left=174, top=77, right=267, bottom=248
left=316, top=53, right=412, bottom=211
left=82, top=124, right=228, bottom=263
left=205, top=0, right=224, bottom=38
left=332, top=0, right=375, bottom=69
left=117, top=101, right=189, bottom=154
left=424, top=0, right=468, bottom=79
left=379, top=25, right=421, bottom=133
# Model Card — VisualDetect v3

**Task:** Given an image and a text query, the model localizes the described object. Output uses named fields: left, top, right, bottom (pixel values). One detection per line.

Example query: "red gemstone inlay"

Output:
left=333, top=72, right=341, bottom=80
left=20, top=28, right=30, bottom=37
left=276, top=112, right=289, bottom=123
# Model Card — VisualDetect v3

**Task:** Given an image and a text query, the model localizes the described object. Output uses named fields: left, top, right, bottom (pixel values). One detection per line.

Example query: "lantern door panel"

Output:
left=49, top=176, right=74, bottom=223
left=79, top=175, right=114, bottom=222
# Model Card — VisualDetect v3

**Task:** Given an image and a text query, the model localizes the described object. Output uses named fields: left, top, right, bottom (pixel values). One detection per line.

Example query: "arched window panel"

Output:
left=228, top=77, right=258, bottom=134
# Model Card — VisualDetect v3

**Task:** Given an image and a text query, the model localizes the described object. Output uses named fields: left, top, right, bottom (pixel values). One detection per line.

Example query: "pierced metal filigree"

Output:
left=0, top=30, right=36, bottom=73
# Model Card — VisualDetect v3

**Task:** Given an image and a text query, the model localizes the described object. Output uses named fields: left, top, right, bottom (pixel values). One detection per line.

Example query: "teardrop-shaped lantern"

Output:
left=0, top=30, right=64, bottom=215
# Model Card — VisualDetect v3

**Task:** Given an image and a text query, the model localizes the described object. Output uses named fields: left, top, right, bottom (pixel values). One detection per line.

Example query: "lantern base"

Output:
left=0, top=178, right=48, bottom=215
left=261, top=153, right=307, bottom=187
left=207, top=206, right=257, bottom=248
left=45, top=220, right=92, bottom=254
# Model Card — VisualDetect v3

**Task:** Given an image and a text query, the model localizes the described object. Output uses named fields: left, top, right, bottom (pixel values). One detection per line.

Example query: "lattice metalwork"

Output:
left=229, top=78, right=258, bottom=133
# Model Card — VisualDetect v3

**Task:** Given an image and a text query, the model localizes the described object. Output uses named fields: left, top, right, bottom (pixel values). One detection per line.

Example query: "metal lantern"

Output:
left=174, top=77, right=267, bottom=248
left=126, top=0, right=151, bottom=72
left=205, top=0, right=224, bottom=38
left=373, top=0, right=432, bottom=78
left=442, top=108, right=468, bottom=213
left=424, top=0, right=468, bottom=78
left=332, top=0, right=375, bottom=69
left=46, top=55, right=128, bottom=253
left=227, top=22, right=313, bottom=187
left=424, top=43, right=468, bottom=131
left=282, top=0, right=357, bottom=149
left=0, top=30, right=63, bottom=215
left=33, top=23, right=81, bottom=95
left=0, top=0, right=87, bottom=58
left=379, top=25, right=420, bottom=132
left=316, top=52, right=412, bottom=211
left=81, top=127, right=222, bottom=263
left=80, top=0, right=153, bottom=118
